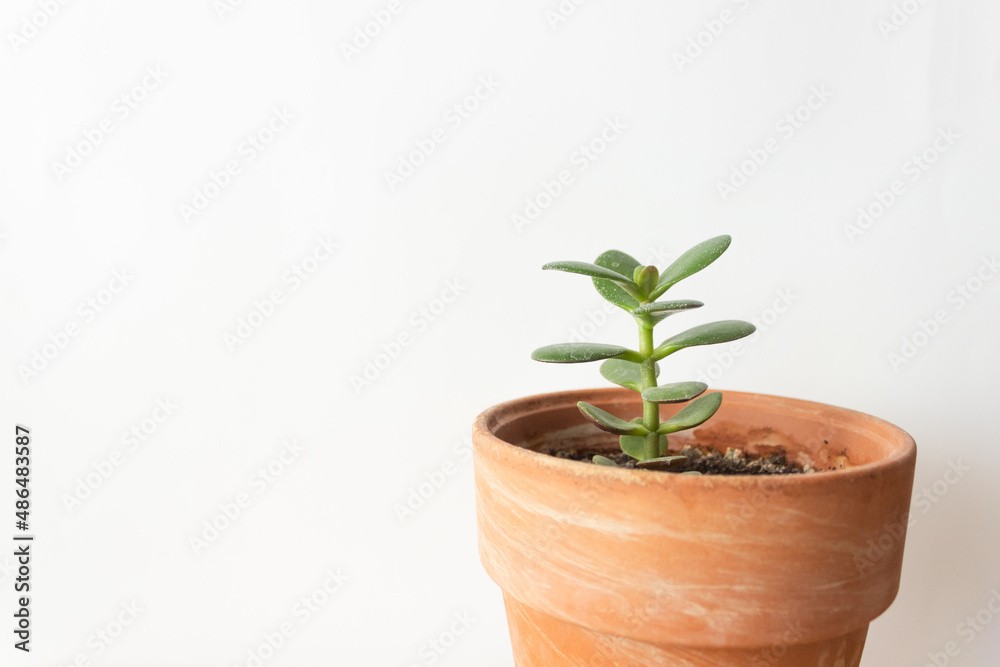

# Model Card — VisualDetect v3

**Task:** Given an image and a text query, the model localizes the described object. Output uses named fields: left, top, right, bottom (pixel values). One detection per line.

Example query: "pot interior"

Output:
left=490, top=388, right=912, bottom=473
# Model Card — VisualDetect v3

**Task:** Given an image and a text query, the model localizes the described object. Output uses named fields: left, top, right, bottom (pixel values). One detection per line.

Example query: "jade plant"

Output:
left=531, top=235, right=755, bottom=471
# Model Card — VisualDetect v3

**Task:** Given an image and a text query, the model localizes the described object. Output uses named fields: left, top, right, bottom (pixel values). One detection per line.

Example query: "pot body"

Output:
left=473, top=388, right=916, bottom=667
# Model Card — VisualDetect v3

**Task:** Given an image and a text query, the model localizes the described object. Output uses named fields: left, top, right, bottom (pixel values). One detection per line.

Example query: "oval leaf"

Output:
left=648, top=235, right=732, bottom=299
left=592, top=455, right=618, bottom=467
left=633, top=299, right=705, bottom=317
left=641, top=381, right=708, bottom=404
left=599, top=359, right=660, bottom=391
left=619, top=435, right=645, bottom=460
left=619, top=434, right=668, bottom=461
left=595, top=249, right=641, bottom=279
left=658, top=392, right=723, bottom=434
left=634, top=265, right=659, bottom=295
left=653, top=320, right=756, bottom=359
left=592, top=250, right=642, bottom=312
left=532, top=343, right=641, bottom=364
left=578, top=402, right=648, bottom=436
left=543, top=260, right=638, bottom=284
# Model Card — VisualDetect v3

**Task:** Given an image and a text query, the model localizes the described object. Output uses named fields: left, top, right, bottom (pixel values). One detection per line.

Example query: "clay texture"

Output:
left=474, top=388, right=917, bottom=667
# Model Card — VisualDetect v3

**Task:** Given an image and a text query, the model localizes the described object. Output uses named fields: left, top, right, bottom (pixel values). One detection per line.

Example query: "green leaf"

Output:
left=532, top=343, right=642, bottom=364
left=592, top=455, right=618, bottom=467
left=657, top=392, right=723, bottom=434
left=543, top=260, right=639, bottom=284
left=641, top=381, right=708, bottom=404
left=633, top=265, right=659, bottom=295
left=592, top=250, right=642, bottom=312
left=619, top=435, right=646, bottom=460
left=652, top=320, right=756, bottom=359
left=599, top=359, right=660, bottom=391
left=635, top=455, right=687, bottom=471
left=632, top=300, right=704, bottom=317
left=619, top=434, right=668, bottom=461
left=648, top=235, right=732, bottom=300
left=594, top=249, right=641, bottom=279
left=578, top=402, right=648, bottom=436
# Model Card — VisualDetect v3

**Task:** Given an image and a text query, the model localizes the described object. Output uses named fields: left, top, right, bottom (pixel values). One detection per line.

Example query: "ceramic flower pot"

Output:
left=473, top=387, right=916, bottom=667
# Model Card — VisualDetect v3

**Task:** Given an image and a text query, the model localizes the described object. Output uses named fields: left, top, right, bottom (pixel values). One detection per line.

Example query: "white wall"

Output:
left=2, top=0, right=998, bottom=665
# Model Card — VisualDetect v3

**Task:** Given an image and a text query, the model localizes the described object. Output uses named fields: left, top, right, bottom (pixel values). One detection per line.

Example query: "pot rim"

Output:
left=474, top=387, right=916, bottom=487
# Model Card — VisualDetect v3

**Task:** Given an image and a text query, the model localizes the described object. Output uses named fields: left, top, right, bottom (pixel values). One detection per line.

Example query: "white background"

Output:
left=2, top=0, right=999, bottom=665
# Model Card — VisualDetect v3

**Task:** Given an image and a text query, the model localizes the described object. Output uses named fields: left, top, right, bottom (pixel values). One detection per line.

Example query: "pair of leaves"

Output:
left=577, top=391, right=722, bottom=444
left=530, top=319, right=756, bottom=367
left=545, top=235, right=733, bottom=313
left=589, top=391, right=721, bottom=470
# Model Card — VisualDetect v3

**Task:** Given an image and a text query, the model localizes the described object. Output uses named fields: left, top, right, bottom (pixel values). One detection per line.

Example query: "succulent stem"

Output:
left=638, top=320, right=660, bottom=460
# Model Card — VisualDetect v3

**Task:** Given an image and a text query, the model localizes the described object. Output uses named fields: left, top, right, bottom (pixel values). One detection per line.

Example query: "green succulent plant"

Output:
left=531, top=235, right=756, bottom=471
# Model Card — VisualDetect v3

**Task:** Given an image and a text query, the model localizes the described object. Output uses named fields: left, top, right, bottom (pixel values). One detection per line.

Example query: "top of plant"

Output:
left=531, top=235, right=755, bottom=472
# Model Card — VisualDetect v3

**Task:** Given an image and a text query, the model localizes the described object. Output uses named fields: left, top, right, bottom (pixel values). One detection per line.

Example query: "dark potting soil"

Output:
left=540, top=443, right=811, bottom=475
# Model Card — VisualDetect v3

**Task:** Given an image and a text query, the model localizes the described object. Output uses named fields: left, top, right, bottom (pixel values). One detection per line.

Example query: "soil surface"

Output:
left=540, top=443, right=812, bottom=475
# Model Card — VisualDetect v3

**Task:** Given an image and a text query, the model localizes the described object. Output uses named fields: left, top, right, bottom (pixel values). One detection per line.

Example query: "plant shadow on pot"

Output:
left=474, top=388, right=916, bottom=667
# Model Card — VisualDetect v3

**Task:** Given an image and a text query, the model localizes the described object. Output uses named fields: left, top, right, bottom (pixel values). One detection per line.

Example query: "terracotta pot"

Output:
left=473, top=388, right=916, bottom=667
